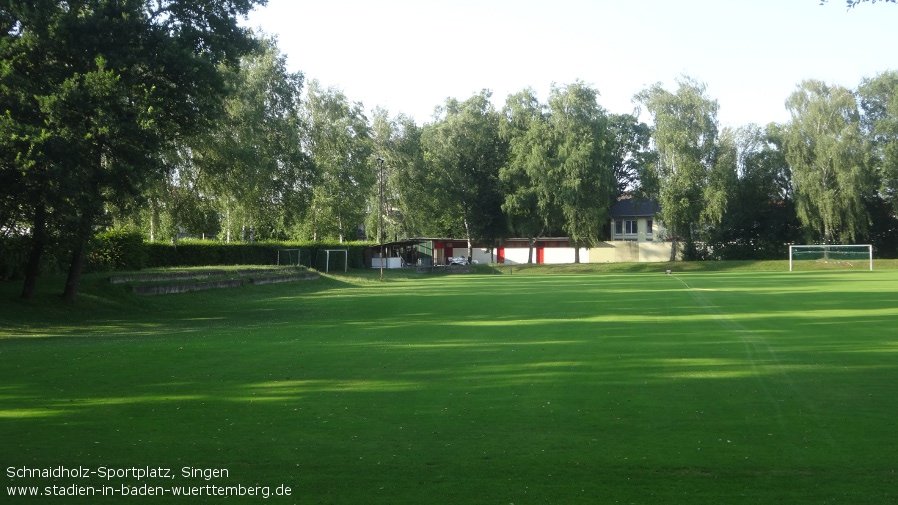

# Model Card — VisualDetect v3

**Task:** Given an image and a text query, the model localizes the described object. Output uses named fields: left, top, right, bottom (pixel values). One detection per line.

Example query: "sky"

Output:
left=242, top=0, right=896, bottom=128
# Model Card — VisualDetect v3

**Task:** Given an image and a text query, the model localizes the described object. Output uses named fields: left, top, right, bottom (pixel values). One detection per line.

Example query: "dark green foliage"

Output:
left=144, top=241, right=368, bottom=270
left=420, top=91, right=507, bottom=255
left=0, top=235, right=30, bottom=280
left=87, top=227, right=148, bottom=272
left=705, top=199, right=803, bottom=260
left=860, top=196, right=898, bottom=258
left=703, top=124, right=803, bottom=260
left=145, top=242, right=279, bottom=267
left=0, top=0, right=264, bottom=300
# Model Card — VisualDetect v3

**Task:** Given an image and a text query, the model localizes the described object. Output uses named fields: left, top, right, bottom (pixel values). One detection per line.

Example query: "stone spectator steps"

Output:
left=110, top=267, right=320, bottom=295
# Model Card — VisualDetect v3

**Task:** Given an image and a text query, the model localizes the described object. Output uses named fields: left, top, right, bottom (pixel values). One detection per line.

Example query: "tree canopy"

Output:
left=784, top=80, right=872, bottom=244
left=0, top=0, right=263, bottom=300
left=635, top=77, right=728, bottom=260
left=3, top=2, right=898, bottom=297
left=820, top=0, right=897, bottom=7
left=420, top=91, right=506, bottom=258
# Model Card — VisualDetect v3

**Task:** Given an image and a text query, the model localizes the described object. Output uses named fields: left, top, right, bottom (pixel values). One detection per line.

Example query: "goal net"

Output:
left=788, top=244, right=873, bottom=271
left=278, top=249, right=309, bottom=267
left=316, top=249, right=348, bottom=273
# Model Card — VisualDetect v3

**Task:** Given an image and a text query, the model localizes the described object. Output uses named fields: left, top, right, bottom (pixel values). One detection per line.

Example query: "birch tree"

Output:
left=784, top=80, right=871, bottom=244
left=547, top=82, right=616, bottom=263
left=302, top=81, right=373, bottom=242
left=499, top=88, right=556, bottom=263
left=858, top=70, right=898, bottom=214
left=421, top=91, right=506, bottom=259
left=635, top=77, right=728, bottom=260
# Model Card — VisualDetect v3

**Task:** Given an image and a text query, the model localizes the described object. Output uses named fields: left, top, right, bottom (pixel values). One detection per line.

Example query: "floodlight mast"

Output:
left=377, top=157, right=385, bottom=281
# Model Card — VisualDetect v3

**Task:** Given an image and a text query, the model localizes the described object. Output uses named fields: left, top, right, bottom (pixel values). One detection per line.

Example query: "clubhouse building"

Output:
left=370, top=197, right=679, bottom=268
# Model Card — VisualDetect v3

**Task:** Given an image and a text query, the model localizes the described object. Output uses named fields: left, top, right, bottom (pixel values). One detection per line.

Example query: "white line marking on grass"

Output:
left=671, top=274, right=840, bottom=454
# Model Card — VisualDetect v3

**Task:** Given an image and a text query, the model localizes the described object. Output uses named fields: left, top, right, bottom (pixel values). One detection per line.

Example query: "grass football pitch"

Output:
left=2, top=266, right=897, bottom=503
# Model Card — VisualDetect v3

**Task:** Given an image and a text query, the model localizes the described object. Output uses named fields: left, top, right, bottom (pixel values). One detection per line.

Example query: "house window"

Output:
left=625, top=220, right=638, bottom=234
left=646, top=220, right=653, bottom=234
left=615, top=220, right=623, bottom=235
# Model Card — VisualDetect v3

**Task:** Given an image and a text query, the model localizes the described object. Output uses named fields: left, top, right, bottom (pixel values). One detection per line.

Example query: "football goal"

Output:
left=788, top=244, right=873, bottom=271
left=277, top=249, right=310, bottom=267
left=316, top=249, right=348, bottom=274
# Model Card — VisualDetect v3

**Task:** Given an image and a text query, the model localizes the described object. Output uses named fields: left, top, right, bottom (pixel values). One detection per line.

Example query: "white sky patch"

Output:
left=244, top=0, right=896, bottom=127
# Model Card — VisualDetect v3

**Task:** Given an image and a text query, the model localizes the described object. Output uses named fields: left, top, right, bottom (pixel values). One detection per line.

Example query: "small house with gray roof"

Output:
left=609, top=197, right=663, bottom=242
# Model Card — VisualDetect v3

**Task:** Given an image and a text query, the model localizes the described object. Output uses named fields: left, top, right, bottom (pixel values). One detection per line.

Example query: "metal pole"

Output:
left=377, top=157, right=385, bottom=281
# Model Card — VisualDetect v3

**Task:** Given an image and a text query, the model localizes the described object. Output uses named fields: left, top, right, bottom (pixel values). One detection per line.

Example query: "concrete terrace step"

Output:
left=133, top=279, right=245, bottom=295
left=115, top=268, right=321, bottom=295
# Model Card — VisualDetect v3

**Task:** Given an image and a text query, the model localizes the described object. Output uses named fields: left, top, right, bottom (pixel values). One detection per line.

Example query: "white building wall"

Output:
left=371, top=257, right=403, bottom=269
left=543, top=247, right=590, bottom=264
left=446, top=247, right=494, bottom=264
left=588, top=241, right=678, bottom=263
left=473, top=248, right=494, bottom=264
left=502, top=248, right=532, bottom=265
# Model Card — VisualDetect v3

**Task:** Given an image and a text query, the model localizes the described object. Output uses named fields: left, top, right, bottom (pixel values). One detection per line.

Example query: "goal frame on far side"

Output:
left=788, top=244, right=873, bottom=271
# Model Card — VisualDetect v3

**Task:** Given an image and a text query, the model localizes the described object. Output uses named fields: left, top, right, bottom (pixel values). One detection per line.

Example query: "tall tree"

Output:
left=606, top=113, right=655, bottom=199
left=858, top=70, right=898, bottom=214
left=302, top=80, right=373, bottom=242
left=192, top=36, right=311, bottom=242
left=421, top=90, right=507, bottom=259
left=784, top=80, right=872, bottom=244
left=635, top=77, right=727, bottom=260
left=367, top=109, right=428, bottom=242
left=374, top=112, right=431, bottom=239
left=121, top=148, right=220, bottom=244
left=0, top=0, right=263, bottom=301
left=707, top=123, right=800, bottom=259
left=499, top=88, right=556, bottom=263
left=547, top=82, right=616, bottom=263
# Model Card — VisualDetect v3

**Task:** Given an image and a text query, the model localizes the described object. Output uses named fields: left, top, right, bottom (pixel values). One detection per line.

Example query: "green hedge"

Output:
left=1, top=232, right=370, bottom=279
left=87, top=228, right=148, bottom=272
left=145, top=240, right=368, bottom=271
left=0, top=235, right=30, bottom=281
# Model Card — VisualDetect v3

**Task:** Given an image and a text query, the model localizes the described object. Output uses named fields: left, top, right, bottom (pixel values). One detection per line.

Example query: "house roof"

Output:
left=373, top=239, right=424, bottom=248
left=610, top=197, right=660, bottom=218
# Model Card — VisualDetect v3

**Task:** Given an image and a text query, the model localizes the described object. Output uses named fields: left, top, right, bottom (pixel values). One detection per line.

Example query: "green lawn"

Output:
left=2, top=265, right=897, bottom=503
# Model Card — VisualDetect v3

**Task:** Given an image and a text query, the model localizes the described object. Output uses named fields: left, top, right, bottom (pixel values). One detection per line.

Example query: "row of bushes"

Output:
left=0, top=235, right=32, bottom=281
left=0, top=229, right=370, bottom=280
left=143, top=241, right=368, bottom=271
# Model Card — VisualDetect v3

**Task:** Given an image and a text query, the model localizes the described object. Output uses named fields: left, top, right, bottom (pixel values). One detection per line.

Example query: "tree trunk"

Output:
left=149, top=201, right=156, bottom=243
left=527, top=237, right=535, bottom=264
left=62, top=236, right=89, bottom=303
left=669, top=237, right=679, bottom=262
left=574, top=240, right=581, bottom=264
left=225, top=206, right=232, bottom=243
left=463, top=218, right=473, bottom=263
left=21, top=203, right=48, bottom=301
left=338, top=215, right=344, bottom=243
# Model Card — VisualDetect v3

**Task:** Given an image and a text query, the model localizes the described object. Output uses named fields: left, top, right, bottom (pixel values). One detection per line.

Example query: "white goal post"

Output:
left=788, top=244, right=873, bottom=271
left=318, top=249, right=348, bottom=274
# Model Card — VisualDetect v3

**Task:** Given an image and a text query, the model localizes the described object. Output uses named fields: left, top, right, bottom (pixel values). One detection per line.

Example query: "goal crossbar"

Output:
left=788, top=244, right=873, bottom=271
left=317, top=249, right=348, bottom=274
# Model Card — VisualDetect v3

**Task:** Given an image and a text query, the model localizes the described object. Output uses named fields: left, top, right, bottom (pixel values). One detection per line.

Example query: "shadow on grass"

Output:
left=2, top=269, right=898, bottom=503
